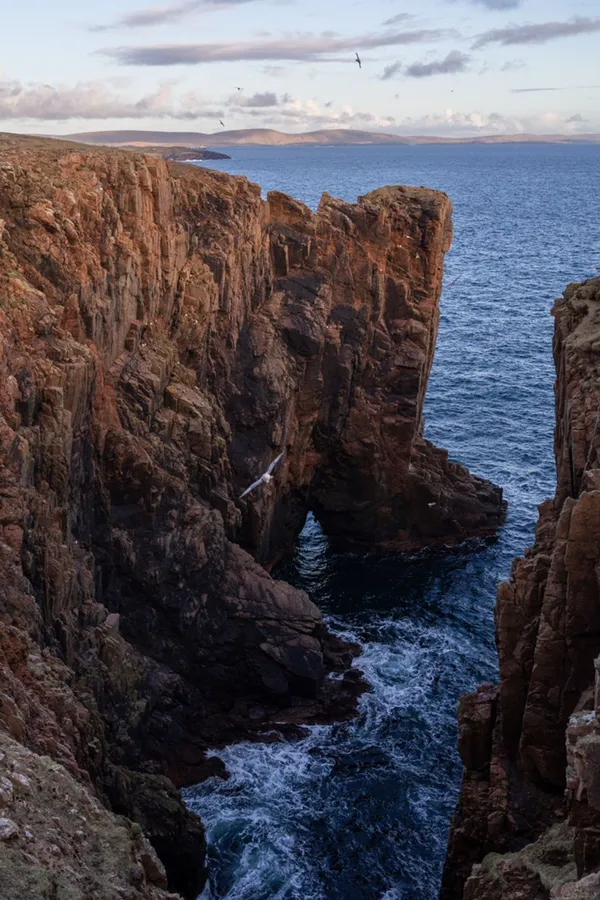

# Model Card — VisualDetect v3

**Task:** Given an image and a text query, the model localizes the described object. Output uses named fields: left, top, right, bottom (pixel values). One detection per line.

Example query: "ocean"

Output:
left=182, top=143, right=600, bottom=900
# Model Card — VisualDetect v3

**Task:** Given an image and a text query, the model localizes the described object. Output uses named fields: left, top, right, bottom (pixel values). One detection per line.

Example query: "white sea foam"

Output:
left=186, top=607, right=491, bottom=899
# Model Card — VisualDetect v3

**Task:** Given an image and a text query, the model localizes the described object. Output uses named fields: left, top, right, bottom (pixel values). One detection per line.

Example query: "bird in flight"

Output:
left=240, top=452, right=285, bottom=499
left=235, top=86, right=243, bottom=91
left=355, top=52, right=362, bottom=69
left=220, top=120, right=225, bottom=127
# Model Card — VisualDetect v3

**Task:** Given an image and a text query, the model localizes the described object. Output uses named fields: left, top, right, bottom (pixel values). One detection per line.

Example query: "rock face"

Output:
left=0, top=132, right=504, bottom=896
left=0, top=731, right=179, bottom=900
left=442, top=277, right=600, bottom=899
left=236, top=186, right=505, bottom=560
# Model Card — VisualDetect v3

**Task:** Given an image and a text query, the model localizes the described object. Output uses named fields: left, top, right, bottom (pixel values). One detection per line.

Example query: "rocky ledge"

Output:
left=0, top=132, right=504, bottom=897
left=442, top=277, right=600, bottom=900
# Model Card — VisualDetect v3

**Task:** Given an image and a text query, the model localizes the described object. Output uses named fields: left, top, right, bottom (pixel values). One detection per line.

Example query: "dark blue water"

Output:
left=183, top=145, right=600, bottom=900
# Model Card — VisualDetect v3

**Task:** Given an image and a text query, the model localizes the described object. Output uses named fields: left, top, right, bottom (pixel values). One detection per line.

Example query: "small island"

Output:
left=144, top=146, right=231, bottom=161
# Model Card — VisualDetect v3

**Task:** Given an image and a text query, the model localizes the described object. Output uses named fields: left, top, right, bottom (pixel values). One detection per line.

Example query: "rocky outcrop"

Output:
left=0, top=132, right=504, bottom=896
left=0, top=730, right=179, bottom=900
left=452, top=662, right=600, bottom=900
left=234, top=186, right=505, bottom=560
left=442, top=277, right=600, bottom=899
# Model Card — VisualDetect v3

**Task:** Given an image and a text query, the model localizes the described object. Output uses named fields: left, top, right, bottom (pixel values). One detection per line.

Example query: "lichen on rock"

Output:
left=0, top=731, right=179, bottom=900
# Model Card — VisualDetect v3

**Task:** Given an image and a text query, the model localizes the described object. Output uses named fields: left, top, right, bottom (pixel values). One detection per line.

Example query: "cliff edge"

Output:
left=0, top=132, right=504, bottom=896
left=442, top=276, right=600, bottom=900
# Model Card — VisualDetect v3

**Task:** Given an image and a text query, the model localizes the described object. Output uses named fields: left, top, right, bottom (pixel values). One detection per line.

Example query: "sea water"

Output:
left=183, top=143, right=600, bottom=900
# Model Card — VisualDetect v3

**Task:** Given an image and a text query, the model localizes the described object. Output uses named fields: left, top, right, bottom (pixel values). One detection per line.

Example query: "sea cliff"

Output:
left=442, top=276, right=600, bottom=900
left=0, top=133, right=504, bottom=896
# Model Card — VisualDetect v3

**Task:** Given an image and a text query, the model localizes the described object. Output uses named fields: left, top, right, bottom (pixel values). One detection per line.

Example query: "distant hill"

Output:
left=64, top=128, right=600, bottom=148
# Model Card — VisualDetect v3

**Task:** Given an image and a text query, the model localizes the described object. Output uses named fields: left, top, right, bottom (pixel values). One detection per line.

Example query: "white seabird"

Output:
left=240, top=452, right=285, bottom=499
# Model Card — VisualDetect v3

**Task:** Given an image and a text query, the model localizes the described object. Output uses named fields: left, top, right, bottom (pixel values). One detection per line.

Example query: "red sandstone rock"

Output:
left=442, top=277, right=600, bottom=899
left=0, top=133, right=504, bottom=895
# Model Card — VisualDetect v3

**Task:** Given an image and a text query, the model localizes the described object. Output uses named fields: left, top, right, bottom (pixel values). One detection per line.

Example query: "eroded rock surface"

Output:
left=0, top=731, right=179, bottom=900
left=442, top=277, right=600, bottom=899
left=0, top=132, right=504, bottom=896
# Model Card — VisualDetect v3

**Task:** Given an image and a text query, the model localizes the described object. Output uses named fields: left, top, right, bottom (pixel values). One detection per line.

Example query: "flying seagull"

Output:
left=355, top=52, right=362, bottom=69
left=220, top=120, right=225, bottom=127
left=235, top=86, right=243, bottom=91
left=240, top=452, right=285, bottom=499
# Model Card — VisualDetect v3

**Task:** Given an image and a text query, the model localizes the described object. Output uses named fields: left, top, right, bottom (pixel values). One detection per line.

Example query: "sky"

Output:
left=1, top=0, right=599, bottom=137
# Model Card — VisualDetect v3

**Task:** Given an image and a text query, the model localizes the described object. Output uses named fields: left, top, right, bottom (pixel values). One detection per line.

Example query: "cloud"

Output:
left=1, top=73, right=596, bottom=139
left=227, top=90, right=282, bottom=107
left=262, top=65, right=287, bottom=77
left=379, top=62, right=403, bottom=81
left=511, top=87, right=558, bottom=93
left=91, top=0, right=257, bottom=31
left=0, top=77, right=378, bottom=130
left=243, top=97, right=399, bottom=130
left=390, top=107, right=596, bottom=137
left=234, top=100, right=598, bottom=137
left=501, top=58, right=526, bottom=71
left=511, top=84, right=600, bottom=93
left=471, top=0, right=521, bottom=8
left=405, top=50, right=470, bottom=78
left=101, top=28, right=459, bottom=65
left=473, top=16, right=600, bottom=48
left=0, top=79, right=222, bottom=120
left=382, top=13, right=414, bottom=27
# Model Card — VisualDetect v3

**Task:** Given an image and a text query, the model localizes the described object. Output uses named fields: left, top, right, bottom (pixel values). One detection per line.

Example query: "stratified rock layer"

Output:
left=442, top=277, right=600, bottom=900
left=0, top=133, right=504, bottom=896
